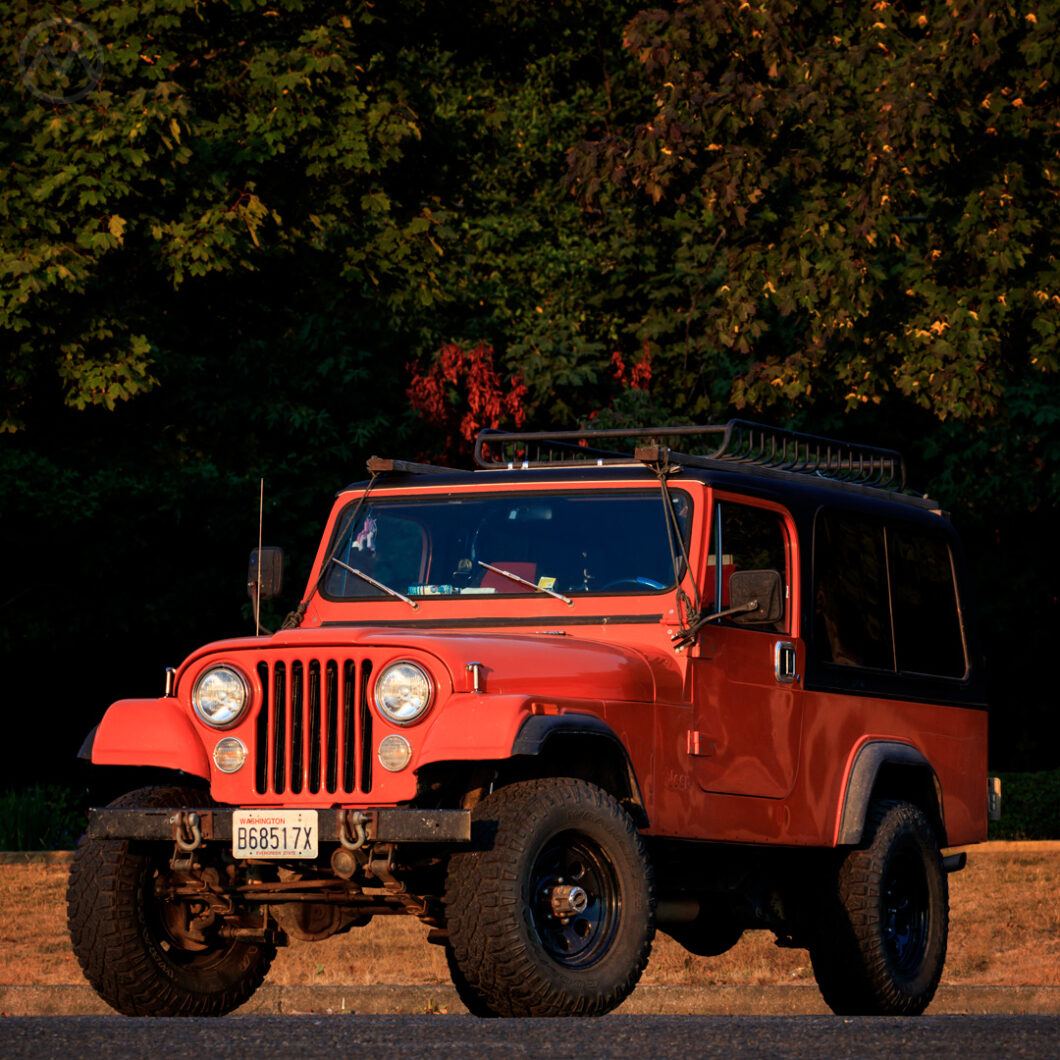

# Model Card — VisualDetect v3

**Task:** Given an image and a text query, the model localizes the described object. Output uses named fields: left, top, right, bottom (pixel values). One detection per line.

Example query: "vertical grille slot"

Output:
left=342, top=659, right=357, bottom=792
left=325, top=661, right=339, bottom=793
left=254, top=656, right=370, bottom=797
left=360, top=660, right=373, bottom=793
left=290, top=661, right=304, bottom=794
left=307, top=660, right=321, bottom=794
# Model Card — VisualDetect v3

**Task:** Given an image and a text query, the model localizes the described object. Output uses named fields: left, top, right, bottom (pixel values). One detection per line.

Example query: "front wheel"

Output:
left=445, top=778, right=655, bottom=1017
left=67, top=786, right=275, bottom=1017
left=809, top=799, right=948, bottom=1016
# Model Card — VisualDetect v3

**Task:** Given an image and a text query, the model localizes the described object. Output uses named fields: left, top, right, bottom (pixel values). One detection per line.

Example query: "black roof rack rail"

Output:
left=474, top=420, right=908, bottom=492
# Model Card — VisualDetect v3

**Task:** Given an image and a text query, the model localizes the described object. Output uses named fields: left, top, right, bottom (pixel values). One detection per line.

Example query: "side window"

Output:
left=814, top=511, right=894, bottom=669
left=890, top=529, right=967, bottom=677
left=707, top=501, right=789, bottom=632
left=813, top=510, right=968, bottom=678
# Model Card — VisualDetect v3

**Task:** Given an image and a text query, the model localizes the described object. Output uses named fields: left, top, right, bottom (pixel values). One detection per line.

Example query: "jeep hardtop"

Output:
left=68, top=421, right=992, bottom=1017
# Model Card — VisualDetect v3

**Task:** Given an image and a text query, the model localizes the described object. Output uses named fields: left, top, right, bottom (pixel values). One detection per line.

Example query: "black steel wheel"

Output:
left=530, top=829, right=622, bottom=968
left=445, top=778, right=655, bottom=1017
left=67, top=786, right=274, bottom=1017
left=809, top=799, right=948, bottom=1016
left=883, top=845, right=932, bottom=977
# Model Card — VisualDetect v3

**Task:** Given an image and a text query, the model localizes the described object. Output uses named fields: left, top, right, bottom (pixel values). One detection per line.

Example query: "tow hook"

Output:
left=172, top=811, right=203, bottom=852
left=340, top=810, right=369, bottom=851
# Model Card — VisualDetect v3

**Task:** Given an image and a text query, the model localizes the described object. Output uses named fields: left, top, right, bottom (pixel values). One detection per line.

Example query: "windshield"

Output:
left=321, top=489, right=691, bottom=601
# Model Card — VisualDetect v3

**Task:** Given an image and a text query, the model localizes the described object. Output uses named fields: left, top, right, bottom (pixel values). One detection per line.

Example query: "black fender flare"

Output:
left=511, top=713, right=648, bottom=825
left=836, top=741, right=944, bottom=846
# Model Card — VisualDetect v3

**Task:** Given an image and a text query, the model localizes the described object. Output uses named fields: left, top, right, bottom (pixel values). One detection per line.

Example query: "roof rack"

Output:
left=474, top=420, right=908, bottom=492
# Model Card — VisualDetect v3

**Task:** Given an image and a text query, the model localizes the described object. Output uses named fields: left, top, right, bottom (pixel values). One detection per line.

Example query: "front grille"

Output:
left=254, top=658, right=374, bottom=796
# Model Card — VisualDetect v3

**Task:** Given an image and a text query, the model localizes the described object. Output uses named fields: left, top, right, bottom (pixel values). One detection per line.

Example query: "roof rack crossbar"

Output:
left=474, top=420, right=907, bottom=492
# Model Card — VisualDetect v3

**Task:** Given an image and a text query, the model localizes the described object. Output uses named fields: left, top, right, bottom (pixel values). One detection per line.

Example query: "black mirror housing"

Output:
left=728, top=569, right=784, bottom=625
left=248, top=547, right=285, bottom=601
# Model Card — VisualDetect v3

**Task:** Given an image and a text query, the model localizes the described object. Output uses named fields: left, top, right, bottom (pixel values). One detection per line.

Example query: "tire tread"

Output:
left=445, top=778, right=654, bottom=1017
left=67, top=786, right=274, bottom=1017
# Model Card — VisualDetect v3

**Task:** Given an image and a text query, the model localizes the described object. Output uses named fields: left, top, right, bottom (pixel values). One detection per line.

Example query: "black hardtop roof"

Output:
left=348, top=421, right=942, bottom=515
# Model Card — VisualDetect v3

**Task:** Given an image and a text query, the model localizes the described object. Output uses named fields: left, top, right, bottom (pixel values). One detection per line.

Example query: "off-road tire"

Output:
left=445, top=777, right=655, bottom=1017
left=67, top=785, right=275, bottom=1017
left=810, top=799, right=948, bottom=1016
left=444, top=943, right=499, bottom=1018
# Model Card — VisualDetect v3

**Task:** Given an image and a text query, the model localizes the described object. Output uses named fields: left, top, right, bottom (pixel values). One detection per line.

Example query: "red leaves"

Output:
left=407, top=342, right=527, bottom=456
left=610, top=347, right=652, bottom=390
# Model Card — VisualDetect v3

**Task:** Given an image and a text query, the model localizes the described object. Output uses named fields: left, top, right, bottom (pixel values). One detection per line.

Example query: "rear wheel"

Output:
left=810, top=800, right=948, bottom=1016
left=67, top=786, right=274, bottom=1017
left=445, top=778, right=654, bottom=1017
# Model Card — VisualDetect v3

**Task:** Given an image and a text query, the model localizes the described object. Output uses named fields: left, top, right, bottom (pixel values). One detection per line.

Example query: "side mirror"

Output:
left=248, top=547, right=285, bottom=601
left=728, top=569, right=784, bottom=625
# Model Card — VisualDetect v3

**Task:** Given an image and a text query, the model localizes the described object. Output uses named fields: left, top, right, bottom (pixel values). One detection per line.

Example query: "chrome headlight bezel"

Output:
left=374, top=661, right=434, bottom=726
left=192, top=665, right=250, bottom=729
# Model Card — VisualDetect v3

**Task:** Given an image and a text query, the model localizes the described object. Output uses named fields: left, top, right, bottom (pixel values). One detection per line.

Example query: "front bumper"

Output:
left=85, top=806, right=471, bottom=845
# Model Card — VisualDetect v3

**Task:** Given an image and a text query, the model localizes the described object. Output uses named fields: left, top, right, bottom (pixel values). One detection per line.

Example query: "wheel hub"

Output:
left=530, top=831, right=620, bottom=968
left=549, top=883, right=589, bottom=917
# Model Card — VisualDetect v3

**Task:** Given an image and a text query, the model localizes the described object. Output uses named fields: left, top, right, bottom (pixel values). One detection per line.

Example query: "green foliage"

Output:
left=988, top=771, right=1060, bottom=840
left=0, top=786, right=86, bottom=850
left=393, top=0, right=647, bottom=426
left=566, top=1, right=1060, bottom=434
left=1, top=0, right=440, bottom=432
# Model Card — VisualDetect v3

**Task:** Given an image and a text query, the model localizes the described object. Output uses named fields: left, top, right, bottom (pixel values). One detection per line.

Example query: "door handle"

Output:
left=775, top=641, right=797, bottom=683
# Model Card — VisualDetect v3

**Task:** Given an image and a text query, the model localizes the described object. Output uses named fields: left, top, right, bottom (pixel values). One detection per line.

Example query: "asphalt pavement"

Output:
left=3, top=983, right=1059, bottom=1017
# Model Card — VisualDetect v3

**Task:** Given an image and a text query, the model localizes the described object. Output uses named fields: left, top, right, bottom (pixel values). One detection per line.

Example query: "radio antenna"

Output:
left=255, top=477, right=264, bottom=636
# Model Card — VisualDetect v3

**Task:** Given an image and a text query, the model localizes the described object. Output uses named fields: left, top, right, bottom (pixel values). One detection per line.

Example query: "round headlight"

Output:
left=192, top=665, right=249, bottom=728
left=374, top=661, right=433, bottom=725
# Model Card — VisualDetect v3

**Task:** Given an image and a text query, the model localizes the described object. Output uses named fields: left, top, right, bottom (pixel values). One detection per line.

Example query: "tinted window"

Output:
left=322, top=490, right=691, bottom=600
left=814, top=511, right=894, bottom=669
left=813, top=510, right=968, bottom=678
left=890, top=529, right=967, bottom=677
left=706, top=501, right=789, bottom=631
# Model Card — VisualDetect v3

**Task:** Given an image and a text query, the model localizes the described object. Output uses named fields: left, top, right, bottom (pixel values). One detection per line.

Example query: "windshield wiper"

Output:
left=329, top=558, right=419, bottom=610
left=477, top=561, right=573, bottom=606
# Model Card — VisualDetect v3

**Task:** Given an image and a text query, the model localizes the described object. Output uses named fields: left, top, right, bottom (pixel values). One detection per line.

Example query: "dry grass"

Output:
left=3, top=848, right=1056, bottom=988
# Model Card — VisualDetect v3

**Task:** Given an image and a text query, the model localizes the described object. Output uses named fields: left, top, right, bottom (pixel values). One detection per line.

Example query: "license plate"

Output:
left=233, top=810, right=319, bottom=859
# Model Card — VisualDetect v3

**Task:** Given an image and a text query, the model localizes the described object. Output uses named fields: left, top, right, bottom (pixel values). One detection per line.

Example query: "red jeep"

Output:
left=68, top=422, right=992, bottom=1018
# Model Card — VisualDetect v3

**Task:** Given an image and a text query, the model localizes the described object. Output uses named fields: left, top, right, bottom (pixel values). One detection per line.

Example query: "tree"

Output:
left=2, top=2, right=448, bottom=432
left=388, top=0, right=651, bottom=431
left=565, top=1, right=1059, bottom=434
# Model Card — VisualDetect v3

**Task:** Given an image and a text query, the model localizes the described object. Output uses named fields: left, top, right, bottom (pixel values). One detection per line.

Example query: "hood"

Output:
left=182, top=625, right=666, bottom=704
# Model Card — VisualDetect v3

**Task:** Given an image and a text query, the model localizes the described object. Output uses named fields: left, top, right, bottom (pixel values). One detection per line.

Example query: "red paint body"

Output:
left=91, top=469, right=989, bottom=850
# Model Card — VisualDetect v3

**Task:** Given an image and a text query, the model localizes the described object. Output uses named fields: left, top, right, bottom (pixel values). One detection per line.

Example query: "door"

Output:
left=689, top=496, right=803, bottom=798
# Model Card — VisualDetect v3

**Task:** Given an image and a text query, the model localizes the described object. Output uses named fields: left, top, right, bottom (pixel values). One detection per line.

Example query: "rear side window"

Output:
left=889, top=529, right=967, bottom=677
left=813, top=510, right=967, bottom=678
